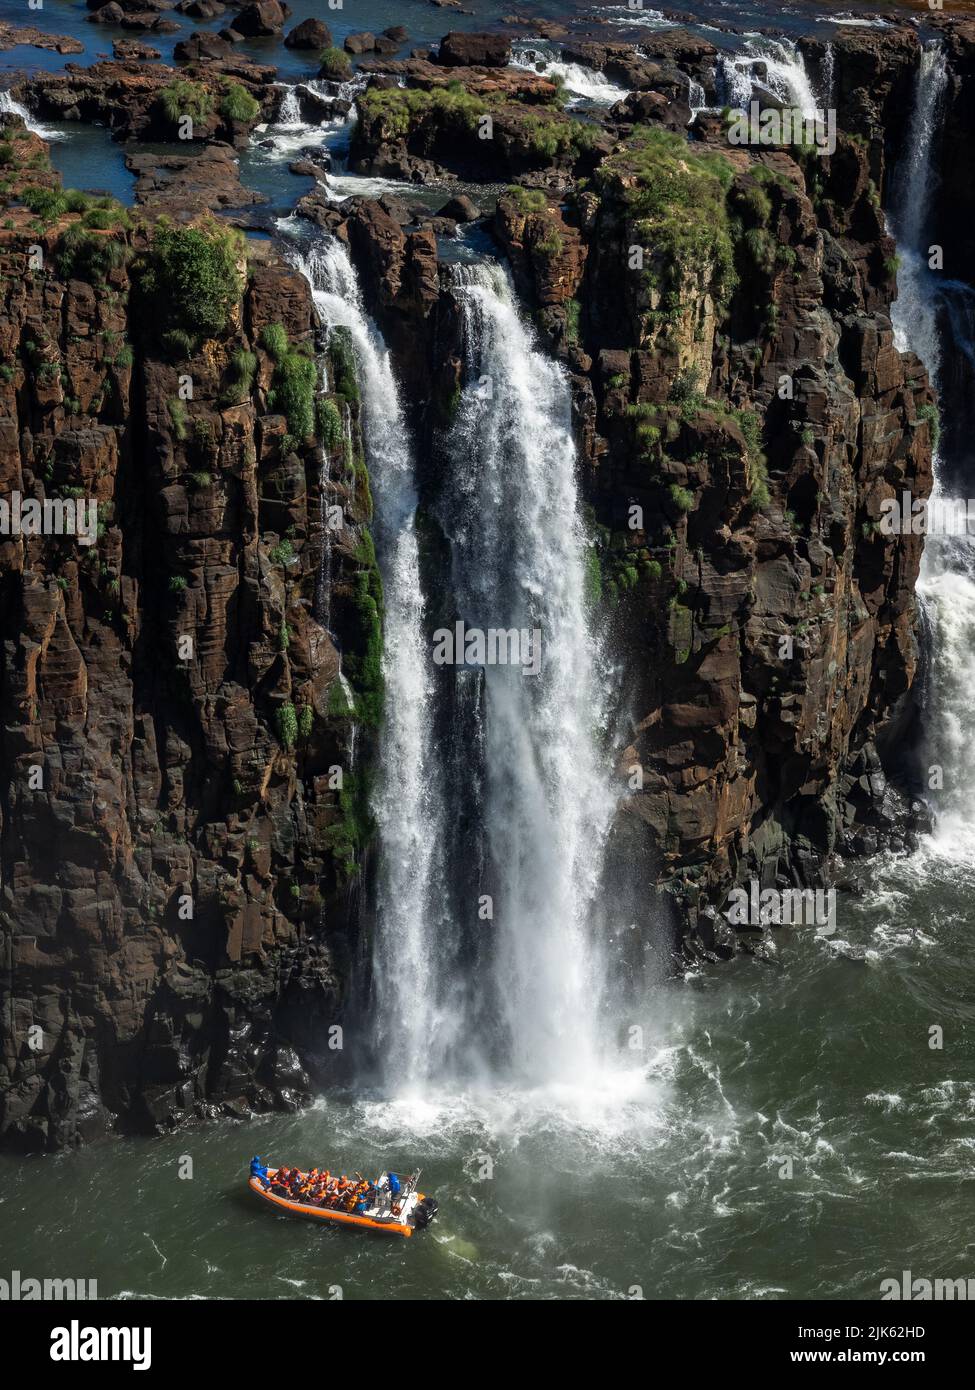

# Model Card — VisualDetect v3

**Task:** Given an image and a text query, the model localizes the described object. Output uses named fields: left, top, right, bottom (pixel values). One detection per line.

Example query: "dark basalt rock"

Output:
left=176, top=0, right=226, bottom=16
left=284, top=17, right=330, bottom=50
left=173, top=32, right=234, bottom=63
left=228, top=0, right=289, bottom=39
left=438, top=193, right=481, bottom=222
left=437, top=31, right=511, bottom=68
left=112, top=39, right=161, bottom=60
left=344, top=32, right=376, bottom=56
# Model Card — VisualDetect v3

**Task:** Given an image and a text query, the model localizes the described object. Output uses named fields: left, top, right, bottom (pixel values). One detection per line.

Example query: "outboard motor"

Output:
left=413, top=1196, right=439, bottom=1229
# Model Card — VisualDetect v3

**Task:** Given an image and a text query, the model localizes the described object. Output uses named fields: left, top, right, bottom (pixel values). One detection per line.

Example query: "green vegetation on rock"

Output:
left=265, top=324, right=318, bottom=442
left=320, top=47, right=352, bottom=80
left=597, top=127, right=737, bottom=325
left=219, top=81, right=260, bottom=124
left=137, top=217, right=245, bottom=353
left=160, top=80, right=213, bottom=129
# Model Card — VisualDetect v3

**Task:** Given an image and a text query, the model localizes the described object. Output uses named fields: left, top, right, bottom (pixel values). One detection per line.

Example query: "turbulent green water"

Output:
left=3, top=850, right=971, bottom=1302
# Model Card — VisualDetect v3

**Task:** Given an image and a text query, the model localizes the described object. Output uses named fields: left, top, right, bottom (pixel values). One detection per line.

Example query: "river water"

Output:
left=1, top=1, right=974, bottom=1302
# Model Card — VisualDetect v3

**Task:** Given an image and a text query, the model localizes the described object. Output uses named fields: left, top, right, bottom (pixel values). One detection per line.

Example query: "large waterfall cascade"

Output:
left=291, top=235, right=630, bottom=1098
left=889, top=44, right=975, bottom=860
left=440, top=263, right=621, bottom=1090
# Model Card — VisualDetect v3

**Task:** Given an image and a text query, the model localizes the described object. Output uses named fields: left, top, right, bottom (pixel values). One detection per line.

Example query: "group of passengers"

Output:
left=270, top=1167, right=379, bottom=1214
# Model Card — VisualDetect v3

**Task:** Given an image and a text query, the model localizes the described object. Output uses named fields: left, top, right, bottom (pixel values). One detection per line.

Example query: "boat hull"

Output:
left=248, top=1176, right=414, bottom=1237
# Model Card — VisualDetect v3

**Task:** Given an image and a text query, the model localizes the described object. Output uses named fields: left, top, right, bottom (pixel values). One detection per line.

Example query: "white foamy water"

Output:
left=889, top=44, right=975, bottom=863
left=510, top=45, right=628, bottom=105
left=0, top=87, right=65, bottom=141
left=277, top=84, right=303, bottom=129
left=290, top=237, right=449, bottom=1085
left=598, top=5, right=672, bottom=28
left=719, top=36, right=823, bottom=118
left=444, top=263, right=620, bottom=1089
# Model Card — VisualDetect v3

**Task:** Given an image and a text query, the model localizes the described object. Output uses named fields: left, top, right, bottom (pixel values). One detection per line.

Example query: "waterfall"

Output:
left=888, top=44, right=975, bottom=860
left=287, top=240, right=630, bottom=1098
left=441, top=263, right=618, bottom=1088
left=719, top=37, right=820, bottom=119
left=821, top=43, right=835, bottom=109
left=290, top=237, right=448, bottom=1084
left=717, top=55, right=754, bottom=112
left=276, top=85, right=304, bottom=128
left=509, top=45, right=628, bottom=105
left=687, top=77, right=708, bottom=120
left=0, top=88, right=63, bottom=142
left=316, top=442, right=334, bottom=637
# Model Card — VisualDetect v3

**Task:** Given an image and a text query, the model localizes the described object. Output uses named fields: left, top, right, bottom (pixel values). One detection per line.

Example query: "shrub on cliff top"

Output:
left=137, top=217, right=245, bottom=351
left=357, top=83, right=489, bottom=139
left=56, top=224, right=129, bottom=284
left=598, top=127, right=737, bottom=322
left=20, top=184, right=67, bottom=222
left=505, top=185, right=548, bottom=214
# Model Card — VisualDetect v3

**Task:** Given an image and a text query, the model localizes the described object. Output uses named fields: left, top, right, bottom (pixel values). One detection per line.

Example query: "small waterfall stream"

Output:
left=291, top=237, right=449, bottom=1085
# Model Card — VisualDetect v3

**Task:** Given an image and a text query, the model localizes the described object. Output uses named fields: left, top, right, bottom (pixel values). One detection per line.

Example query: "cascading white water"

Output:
left=276, top=85, right=303, bottom=128
left=444, top=263, right=619, bottom=1088
left=290, top=238, right=448, bottom=1083
left=285, top=244, right=634, bottom=1101
left=316, top=443, right=334, bottom=637
left=0, top=88, right=63, bottom=141
left=821, top=43, right=835, bottom=109
left=719, top=37, right=821, bottom=118
left=687, top=77, right=708, bottom=119
left=890, top=45, right=949, bottom=374
left=888, top=44, right=975, bottom=859
left=510, top=45, right=628, bottom=105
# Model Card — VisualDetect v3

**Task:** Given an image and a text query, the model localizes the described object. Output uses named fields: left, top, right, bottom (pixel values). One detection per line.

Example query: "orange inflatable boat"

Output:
left=248, top=1163, right=437, bottom=1238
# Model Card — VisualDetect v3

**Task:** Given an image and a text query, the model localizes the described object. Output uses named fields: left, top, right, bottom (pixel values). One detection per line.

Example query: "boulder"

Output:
left=344, top=32, right=376, bottom=55
left=229, top=1, right=288, bottom=39
left=437, top=31, right=510, bottom=67
left=173, top=32, right=233, bottom=62
left=176, top=0, right=225, bottom=16
left=112, top=39, right=161, bottom=59
left=438, top=193, right=480, bottom=222
left=284, top=17, right=330, bottom=50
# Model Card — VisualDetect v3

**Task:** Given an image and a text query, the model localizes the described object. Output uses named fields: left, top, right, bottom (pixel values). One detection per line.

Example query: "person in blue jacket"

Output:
left=388, top=1172, right=401, bottom=1198
left=250, top=1156, right=270, bottom=1188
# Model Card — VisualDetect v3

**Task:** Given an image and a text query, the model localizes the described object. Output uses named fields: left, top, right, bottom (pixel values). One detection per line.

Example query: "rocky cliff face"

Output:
left=0, top=115, right=381, bottom=1150
left=339, top=23, right=937, bottom=963
left=0, top=15, right=958, bottom=1147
